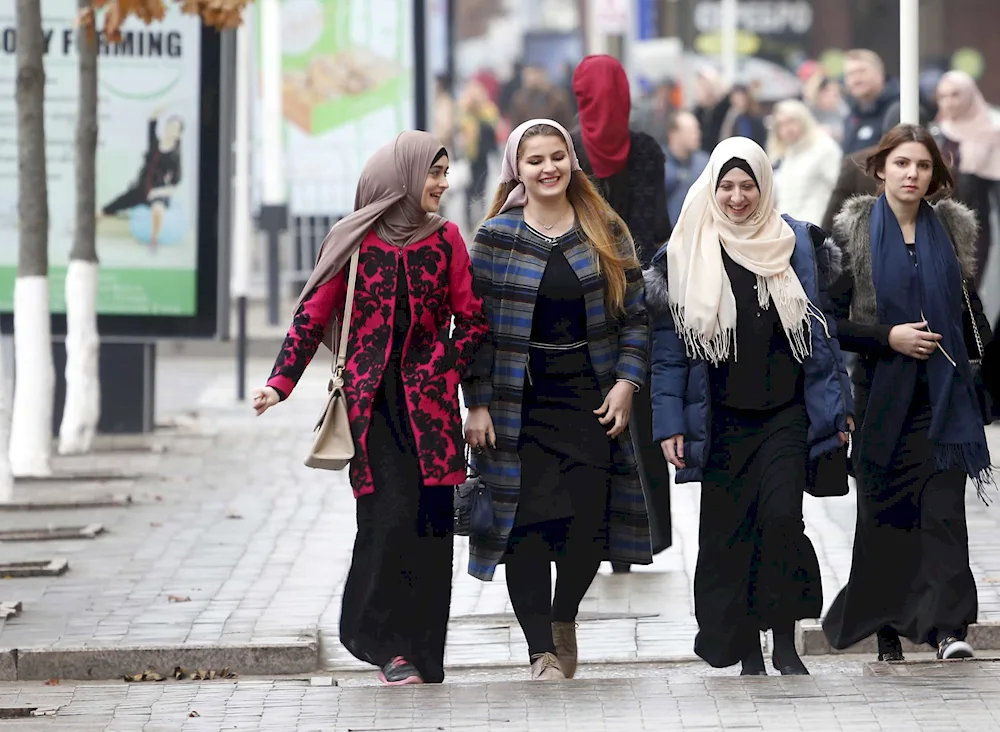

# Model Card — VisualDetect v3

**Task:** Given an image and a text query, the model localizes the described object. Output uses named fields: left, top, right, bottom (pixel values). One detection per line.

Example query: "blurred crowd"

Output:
left=434, top=50, right=1000, bottom=296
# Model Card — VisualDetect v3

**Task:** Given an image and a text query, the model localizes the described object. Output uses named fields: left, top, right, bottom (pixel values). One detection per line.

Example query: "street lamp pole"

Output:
left=899, top=0, right=920, bottom=124
left=259, top=0, right=288, bottom=326
left=720, top=0, right=738, bottom=85
left=232, top=21, right=252, bottom=401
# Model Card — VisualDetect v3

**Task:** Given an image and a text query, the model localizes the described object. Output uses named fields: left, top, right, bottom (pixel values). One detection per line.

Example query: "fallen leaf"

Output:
left=189, top=710, right=200, bottom=718
left=167, top=595, right=191, bottom=603
left=44, top=678, right=59, bottom=686
left=124, top=668, right=165, bottom=683
left=226, top=513, right=243, bottom=520
left=173, top=666, right=236, bottom=681
left=154, top=495, right=163, bottom=502
left=150, top=522, right=163, bottom=528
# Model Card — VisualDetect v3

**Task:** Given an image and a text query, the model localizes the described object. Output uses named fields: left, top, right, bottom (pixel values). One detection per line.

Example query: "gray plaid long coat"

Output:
left=462, top=208, right=653, bottom=581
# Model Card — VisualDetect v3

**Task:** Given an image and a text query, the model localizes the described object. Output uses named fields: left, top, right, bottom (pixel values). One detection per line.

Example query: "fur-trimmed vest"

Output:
left=828, top=195, right=980, bottom=325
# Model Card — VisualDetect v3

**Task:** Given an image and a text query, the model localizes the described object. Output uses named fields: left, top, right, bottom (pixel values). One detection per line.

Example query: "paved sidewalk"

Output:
left=0, top=354, right=999, bottom=681
left=2, top=659, right=1000, bottom=731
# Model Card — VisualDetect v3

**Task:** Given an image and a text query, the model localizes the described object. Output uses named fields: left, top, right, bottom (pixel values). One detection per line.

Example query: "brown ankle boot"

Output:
left=552, top=621, right=578, bottom=679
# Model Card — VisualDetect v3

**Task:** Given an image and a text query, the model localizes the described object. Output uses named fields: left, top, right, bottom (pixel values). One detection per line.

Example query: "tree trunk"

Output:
left=9, top=0, right=53, bottom=477
left=59, top=4, right=100, bottom=456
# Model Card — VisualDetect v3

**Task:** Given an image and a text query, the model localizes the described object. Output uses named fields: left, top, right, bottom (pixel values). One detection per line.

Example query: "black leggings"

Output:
left=504, top=518, right=603, bottom=659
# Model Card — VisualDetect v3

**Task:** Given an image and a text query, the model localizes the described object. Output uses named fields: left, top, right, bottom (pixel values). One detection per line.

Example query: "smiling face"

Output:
left=517, top=134, right=572, bottom=204
left=877, top=141, right=933, bottom=205
left=421, top=155, right=450, bottom=213
left=715, top=168, right=760, bottom=223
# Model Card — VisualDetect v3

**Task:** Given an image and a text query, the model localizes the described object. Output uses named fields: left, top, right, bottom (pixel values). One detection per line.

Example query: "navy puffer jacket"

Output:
left=646, top=216, right=854, bottom=483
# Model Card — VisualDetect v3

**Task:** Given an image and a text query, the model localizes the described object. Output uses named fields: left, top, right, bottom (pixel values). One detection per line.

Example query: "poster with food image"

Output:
left=0, top=2, right=203, bottom=315
left=255, top=0, right=415, bottom=215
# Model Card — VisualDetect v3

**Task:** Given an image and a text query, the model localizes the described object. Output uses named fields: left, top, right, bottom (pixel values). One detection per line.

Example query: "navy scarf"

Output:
left=860, top=195, right=992, bottom=496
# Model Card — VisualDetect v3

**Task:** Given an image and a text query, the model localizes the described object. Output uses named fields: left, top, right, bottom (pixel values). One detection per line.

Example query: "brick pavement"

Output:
left=2, top=659, right=1000, bottom=731
left=0, top=354, right=999, bottom=681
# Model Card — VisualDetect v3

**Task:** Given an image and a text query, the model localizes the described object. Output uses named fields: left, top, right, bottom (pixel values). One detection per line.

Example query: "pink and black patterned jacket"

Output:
left=267, top=223, right=489, bottom=497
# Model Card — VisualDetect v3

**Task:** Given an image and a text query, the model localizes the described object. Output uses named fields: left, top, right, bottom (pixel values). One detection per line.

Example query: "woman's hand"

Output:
left=661, top=435, right=685, bottom=468
left=252, top=387, right=280, bottom=416
left=889, top=321, right=942, bottom=360
left=839, top=415, right=856, bottom=446
left=465, top=406, right=496, bottom=449
left=595, top=381, right=635, bottom=438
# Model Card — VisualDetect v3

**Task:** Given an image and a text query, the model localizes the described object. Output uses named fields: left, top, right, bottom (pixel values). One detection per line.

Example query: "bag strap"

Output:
left=331, top=249, right=361, bottom=387
left=962, top=279, right=985, bottom=362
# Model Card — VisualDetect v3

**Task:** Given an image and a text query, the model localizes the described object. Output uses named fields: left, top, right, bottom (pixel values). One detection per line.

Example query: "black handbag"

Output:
left=805, top=440, right=850, bottom=498
left=961, top=281, right=996, bottom=426
left=453, top=447, right=493, bottom=537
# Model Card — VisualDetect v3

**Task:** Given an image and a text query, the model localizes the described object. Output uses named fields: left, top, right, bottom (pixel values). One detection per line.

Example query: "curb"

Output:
left=863, top=658, right=998, bottom=676
left=0, top=634, right=319, bottom=681
left=798, top=620, right=1000, bottom=655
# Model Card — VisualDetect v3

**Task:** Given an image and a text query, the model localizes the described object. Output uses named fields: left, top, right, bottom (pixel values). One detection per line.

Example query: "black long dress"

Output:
left=338, top=259, right=454, bottom=683
left=694, top=251, right=823, bottom=668
left=511, top=242, right=611, bottom=549
left=822, top=242, right=981, bottom=650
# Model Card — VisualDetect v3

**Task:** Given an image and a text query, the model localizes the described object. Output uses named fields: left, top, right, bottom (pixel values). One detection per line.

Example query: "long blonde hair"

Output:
left=766, top=99, right=820, bottom=161
left=483, top=124, right=637, bottom=315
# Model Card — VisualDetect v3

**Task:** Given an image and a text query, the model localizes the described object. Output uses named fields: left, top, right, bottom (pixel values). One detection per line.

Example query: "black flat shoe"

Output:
left=772, top=649, right=810, bottom=676
left=740, top=665, right=767, bottom=676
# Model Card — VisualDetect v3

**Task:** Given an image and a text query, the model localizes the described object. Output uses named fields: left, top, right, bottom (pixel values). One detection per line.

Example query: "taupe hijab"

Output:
left=295, top=130, right=447, bottom=348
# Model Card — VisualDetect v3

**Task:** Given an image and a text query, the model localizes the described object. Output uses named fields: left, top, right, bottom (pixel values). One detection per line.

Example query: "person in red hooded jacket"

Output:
left=571, top=54, right=674, bottom=573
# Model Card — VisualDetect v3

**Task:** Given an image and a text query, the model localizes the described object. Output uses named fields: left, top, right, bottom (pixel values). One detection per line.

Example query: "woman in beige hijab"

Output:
left=646, top=137, right=853, bottom=676
left=253, top=131, right=489, bottom=686
left=936, top=70, right=1000, bottom=289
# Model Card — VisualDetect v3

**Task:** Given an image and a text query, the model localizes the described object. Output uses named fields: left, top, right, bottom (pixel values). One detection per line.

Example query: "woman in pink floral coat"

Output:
left=252, top=132, right=488, bottom=686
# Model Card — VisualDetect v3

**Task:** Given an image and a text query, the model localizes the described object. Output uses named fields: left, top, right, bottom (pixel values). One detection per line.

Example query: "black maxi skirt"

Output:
left=694, top=400, right=823, bottom=668
left=507, top=345, right=612, bottom=555
left=822, top=393, right=976, bottom=650
left=338, top=360, right=454, bottom=683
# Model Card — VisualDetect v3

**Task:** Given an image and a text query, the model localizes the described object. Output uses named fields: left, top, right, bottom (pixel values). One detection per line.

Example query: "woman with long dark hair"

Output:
left=823, top=124, right=995, bottom=662
left=647, top=137, right=853, bottom=676
left=253, top=132, right=489, bottom=685
left=570, top=54, right=673, bottom=572
left=463, top=119, right=652, bottom=681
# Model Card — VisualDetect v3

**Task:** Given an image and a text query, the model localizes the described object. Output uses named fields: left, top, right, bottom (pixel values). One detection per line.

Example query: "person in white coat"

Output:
left=768, top=99, right=842, bottom=225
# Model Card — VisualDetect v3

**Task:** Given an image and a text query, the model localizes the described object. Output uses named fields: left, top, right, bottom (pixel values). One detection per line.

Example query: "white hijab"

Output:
left=666, top=136, right=814, bottom=364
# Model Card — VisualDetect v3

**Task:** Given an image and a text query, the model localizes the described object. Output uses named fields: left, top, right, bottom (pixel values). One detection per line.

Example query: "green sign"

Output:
left=256, top=0, right=415, bottom=215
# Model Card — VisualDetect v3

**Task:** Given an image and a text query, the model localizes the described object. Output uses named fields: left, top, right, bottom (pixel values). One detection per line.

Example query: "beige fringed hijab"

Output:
left=295, top=130, right=447, bottom=348
left=666, top=136, right=813, bottom=364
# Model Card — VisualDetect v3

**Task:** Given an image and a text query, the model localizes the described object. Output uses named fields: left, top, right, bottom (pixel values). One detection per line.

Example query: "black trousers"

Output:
left=338, top=363, right=454, bottom=682
left=504, top=506, right=605, bottom=660
left=823, top=398, right=977, bottom=650
left=694, top=401, right=822, bottom=668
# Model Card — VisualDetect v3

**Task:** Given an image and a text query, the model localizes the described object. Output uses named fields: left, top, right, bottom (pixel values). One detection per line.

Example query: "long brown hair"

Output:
left=483, top=123, right=637, bottom=315
left=865, top=123, right=954, bottom=198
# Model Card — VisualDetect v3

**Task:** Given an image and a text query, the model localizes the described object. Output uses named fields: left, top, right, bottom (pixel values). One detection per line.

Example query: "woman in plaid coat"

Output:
left=462, top=119, right=652, bottom=682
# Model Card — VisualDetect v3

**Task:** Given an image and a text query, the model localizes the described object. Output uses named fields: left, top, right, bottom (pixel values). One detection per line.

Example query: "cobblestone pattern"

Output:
left=1, top=356, right=1000, bottom=680
left=2, top=663, right=1000, bottom=732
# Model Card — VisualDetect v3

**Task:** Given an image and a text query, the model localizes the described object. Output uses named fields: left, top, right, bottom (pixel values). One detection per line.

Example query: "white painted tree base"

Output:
left=9, top=276, right=54, bottom=478
left=58, top=260, right=100, bottom=455
left=0, top=335, right=13, bottom=500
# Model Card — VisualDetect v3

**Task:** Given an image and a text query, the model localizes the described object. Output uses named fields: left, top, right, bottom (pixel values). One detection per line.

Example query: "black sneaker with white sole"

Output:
left=937, top=636, right=974, bottom=660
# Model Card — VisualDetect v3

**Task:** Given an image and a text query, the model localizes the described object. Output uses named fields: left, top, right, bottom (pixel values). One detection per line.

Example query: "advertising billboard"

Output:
left=0, top=3, right=221, bottom=337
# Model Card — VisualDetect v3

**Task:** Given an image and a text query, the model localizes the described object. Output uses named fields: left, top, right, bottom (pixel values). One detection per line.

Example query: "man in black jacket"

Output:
left=842, top=49, right=899, bottom=155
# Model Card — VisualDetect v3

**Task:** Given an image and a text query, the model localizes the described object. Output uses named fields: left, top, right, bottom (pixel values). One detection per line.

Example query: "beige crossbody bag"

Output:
left=304, top=249, right=360, bottom=470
